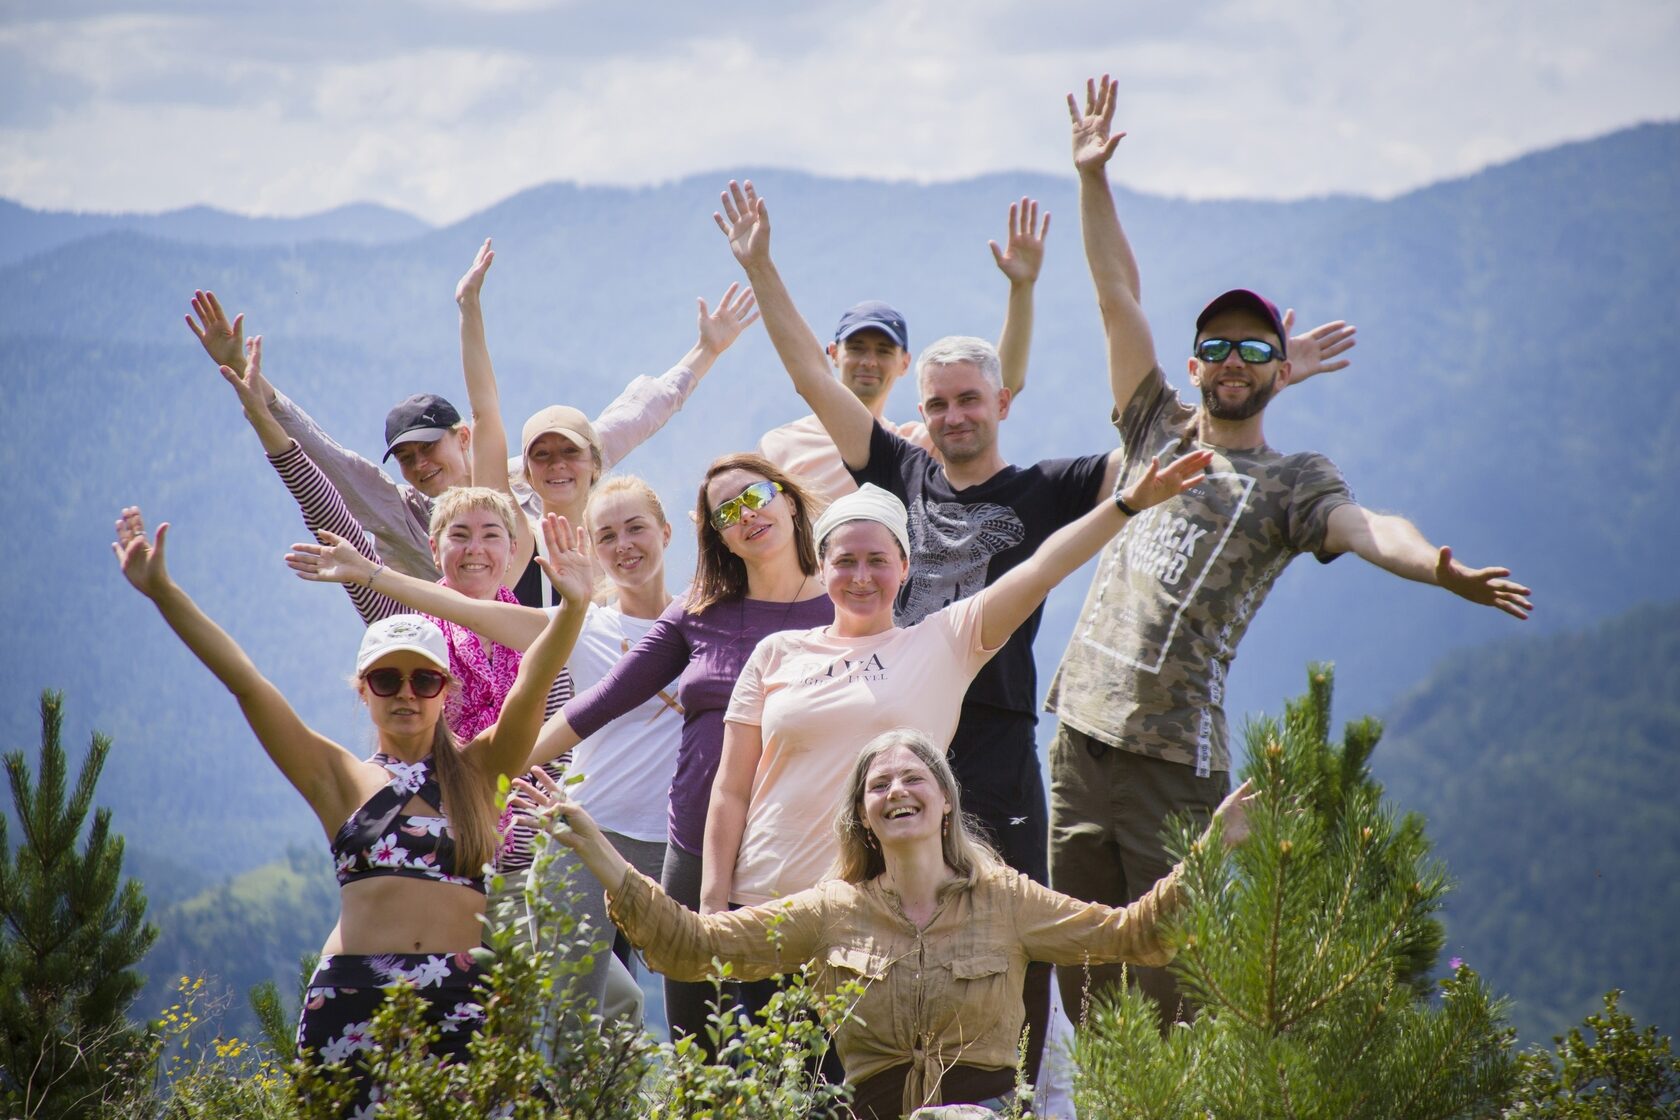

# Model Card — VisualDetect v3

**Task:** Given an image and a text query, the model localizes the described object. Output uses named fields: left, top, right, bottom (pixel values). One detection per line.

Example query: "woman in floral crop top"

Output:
left=113, top=505, right=589, bottom=1112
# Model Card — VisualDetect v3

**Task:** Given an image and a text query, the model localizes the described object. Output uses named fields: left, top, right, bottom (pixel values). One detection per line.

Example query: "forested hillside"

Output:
left=0, top=122, right=1675, bottom=899
left=1375, top=598, right=1680, bottom=1044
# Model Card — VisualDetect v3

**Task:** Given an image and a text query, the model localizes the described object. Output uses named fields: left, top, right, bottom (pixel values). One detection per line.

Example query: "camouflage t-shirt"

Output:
left=1043, top=368, right=1354, bottom=775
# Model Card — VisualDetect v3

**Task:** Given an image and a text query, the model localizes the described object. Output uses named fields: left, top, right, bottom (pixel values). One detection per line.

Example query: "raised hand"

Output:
left=1434, top=546, right=1533, bottom=620
left=696, top=281, right=761, bottom=355
left=537, top=513, right=593, bottom=605
left=509, top=766, right=602, bottom=853
left=1210, top=779, right=1257, bottom=849
left=989, top=197, right=1050, bottom=286
left=1118, top=449, right=1215, bottom=513
left=713, top=179, right=772, bottom=268
left=1068, top=74, right=1125, bottom=174
left=285, top=530, right=378, bottom=586
left=456, top=238, right=494, bottom=306
left=186, top=290, right=246, bottom=373
left=113, top=506, right=172, bottom=599
left=1281, top=309, right=1358, bottom=386
left=218, top=334, right=277, bottom=418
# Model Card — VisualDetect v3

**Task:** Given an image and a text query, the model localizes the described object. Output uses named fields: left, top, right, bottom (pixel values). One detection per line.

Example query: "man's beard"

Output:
left=1200, top=374, right=1277, bottom=421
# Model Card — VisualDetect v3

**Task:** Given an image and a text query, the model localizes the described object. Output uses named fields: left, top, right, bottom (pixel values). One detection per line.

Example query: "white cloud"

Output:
left=0, top=0, right=1675, bottom=221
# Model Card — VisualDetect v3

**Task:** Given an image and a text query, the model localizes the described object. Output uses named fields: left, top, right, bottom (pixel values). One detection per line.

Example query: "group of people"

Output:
left=115, top=75, right=1531, bottom=1119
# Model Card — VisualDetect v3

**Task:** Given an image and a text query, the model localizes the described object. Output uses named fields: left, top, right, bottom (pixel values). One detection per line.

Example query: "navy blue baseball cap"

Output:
left=1195, top=289, right=1288, bottom=358
left=834, top=301, right=909, bottom=351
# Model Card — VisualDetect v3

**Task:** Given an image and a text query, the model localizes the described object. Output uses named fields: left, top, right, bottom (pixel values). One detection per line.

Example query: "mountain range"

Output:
left=0, top=121, right=1676, bottom=1043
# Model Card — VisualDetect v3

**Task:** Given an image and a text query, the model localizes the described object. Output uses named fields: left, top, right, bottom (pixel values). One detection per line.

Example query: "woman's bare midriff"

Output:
left=322, top=878, right=486, bottom=955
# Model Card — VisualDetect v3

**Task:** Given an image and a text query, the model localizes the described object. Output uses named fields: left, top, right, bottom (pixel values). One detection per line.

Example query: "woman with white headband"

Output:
left=700, top=450, right=1212, bottom=1018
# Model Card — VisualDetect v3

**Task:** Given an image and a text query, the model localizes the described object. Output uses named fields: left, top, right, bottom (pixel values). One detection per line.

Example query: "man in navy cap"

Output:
left=1046, top=75, right=1534, bottom=1030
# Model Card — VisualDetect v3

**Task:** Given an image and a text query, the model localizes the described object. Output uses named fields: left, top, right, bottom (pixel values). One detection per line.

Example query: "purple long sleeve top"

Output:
left=563, top=592, right=833, bottom=856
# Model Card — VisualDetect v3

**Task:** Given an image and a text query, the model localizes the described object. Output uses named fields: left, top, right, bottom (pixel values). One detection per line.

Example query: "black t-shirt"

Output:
left=850, top=422, right=1109, bottom=717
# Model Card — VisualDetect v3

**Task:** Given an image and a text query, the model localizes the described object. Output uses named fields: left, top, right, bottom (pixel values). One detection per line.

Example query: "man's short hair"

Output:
left=915, top=336, right=1003, bottom=397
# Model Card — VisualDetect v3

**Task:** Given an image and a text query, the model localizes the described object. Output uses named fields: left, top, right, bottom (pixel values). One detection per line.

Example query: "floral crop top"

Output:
left=331, top=754, right=485, bottom=894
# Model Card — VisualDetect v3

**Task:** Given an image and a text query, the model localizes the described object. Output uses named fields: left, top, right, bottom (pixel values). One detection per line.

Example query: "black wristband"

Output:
left=1113, top=492, right=1140, bottom=518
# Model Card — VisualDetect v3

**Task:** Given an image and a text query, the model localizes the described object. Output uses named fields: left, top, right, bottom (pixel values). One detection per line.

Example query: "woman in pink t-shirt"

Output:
left=701, top=448, right=1214, bottom=918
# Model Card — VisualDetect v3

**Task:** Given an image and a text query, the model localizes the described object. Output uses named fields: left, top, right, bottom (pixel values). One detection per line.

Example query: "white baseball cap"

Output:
left=355, top=614, right=450, bottom=675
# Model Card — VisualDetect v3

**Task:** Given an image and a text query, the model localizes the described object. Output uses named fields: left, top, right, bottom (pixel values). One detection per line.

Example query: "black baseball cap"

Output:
left=382, top=393, right=462, bottom=461
left=834, top=301, right=909, bottom=351
left=1195, top=289, right=1288, bottom=358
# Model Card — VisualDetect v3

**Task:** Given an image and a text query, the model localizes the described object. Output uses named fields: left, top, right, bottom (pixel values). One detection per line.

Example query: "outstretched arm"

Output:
left=1323, top=505, right=1532, bottom=619
left=678, top=282, right=761, bottom=385
left=1071, top=75, right=1158, bottom=413
left=286, top=532, right=549, bottom=648
left=457, top=239, right=537, bottom=576
left=978, top=449, right=1213, bottom=648
left=112, top=508, right=363, bottom=832
left=515, top=768, right=824, bottom=979
left=215, top=334, right=291, bottom=456
left=715, top=179, right=876, bottom=469
left=587, top=286, right=758, bottom=472
left=187, top=289, right=441, bottom=579
left=991, top=196, right=1048, bottom=396
left=466, top=514, right=592, bottom=781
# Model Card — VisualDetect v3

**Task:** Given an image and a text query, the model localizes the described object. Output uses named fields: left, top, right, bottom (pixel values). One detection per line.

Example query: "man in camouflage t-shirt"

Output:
left=1050, top=76, right=1534, bottom=1028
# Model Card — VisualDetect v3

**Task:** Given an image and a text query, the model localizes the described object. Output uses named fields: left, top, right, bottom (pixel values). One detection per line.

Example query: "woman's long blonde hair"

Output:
left=826, top=728, right=1002, bottom=899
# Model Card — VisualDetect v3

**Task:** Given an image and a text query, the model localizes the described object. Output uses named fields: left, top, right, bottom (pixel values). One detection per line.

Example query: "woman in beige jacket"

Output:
left=516, top=727, right=1253, bottom=1119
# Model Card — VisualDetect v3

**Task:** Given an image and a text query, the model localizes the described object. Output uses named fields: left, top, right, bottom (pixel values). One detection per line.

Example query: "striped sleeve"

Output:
left=268, top=441, right=401, bottom=625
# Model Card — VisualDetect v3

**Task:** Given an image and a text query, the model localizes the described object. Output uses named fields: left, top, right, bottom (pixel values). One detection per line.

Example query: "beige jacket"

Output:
left=608, top=862, right=1183, bottom=1116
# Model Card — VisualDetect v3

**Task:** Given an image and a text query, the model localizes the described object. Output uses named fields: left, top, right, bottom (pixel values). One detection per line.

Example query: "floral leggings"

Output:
left=296, top=951, right=486, bottom=1115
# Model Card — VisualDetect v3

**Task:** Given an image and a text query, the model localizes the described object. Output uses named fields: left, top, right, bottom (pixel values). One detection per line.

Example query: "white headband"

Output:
left=813, top=483, right=911, bottom=558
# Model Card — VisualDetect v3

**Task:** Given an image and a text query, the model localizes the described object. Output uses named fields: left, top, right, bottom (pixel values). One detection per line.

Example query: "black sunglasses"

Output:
left=1195, top=338, right=1282, bottom=364
left=363, top=667, right=449, bottom=698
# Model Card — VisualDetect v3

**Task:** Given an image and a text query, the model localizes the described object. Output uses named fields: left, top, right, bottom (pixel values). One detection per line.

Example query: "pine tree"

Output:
left=1073, top=665, right=1516, bottom=1119
left=0, top=690, right=157, bottom=1119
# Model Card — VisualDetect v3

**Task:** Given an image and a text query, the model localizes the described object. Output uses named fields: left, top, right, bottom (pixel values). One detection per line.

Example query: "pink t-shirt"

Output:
left=722, top=594, right=1000, bottom=904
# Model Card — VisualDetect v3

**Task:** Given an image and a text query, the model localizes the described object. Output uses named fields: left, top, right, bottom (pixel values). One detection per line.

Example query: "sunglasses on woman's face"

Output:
left=710, top=480, right=783, bottom=530
left=363, top=668, right=449, bottom=698
left=1194, top=337, right=1282, bottom=365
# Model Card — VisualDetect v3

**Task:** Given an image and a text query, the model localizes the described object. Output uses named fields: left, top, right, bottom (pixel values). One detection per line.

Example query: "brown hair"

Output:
left=686, top=452, right=819, bottom=614
left=827, top=728, right=1001, bottom=898
left=426, top=717, right=499, bottom=876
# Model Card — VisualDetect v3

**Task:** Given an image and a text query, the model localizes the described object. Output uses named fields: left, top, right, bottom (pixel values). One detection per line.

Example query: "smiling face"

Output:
left=820, top=520, right=908, bottom=626
left=588, top=488, right=670, bottom=594
left=429, top=506, right=513, bottom=600
left=861, top=744, right=950, bottom=849
left=391, top=428, right=472, bottom=497
left=918, top=360, right=1010, bottom=466
left=358, top=650, right=451, bottom=739
left=828, top=328, right=910, bottom=408
left=705, top=467, right=792, bottom=565
left=524, top=431, right=598, bottom=510
left=1189, top=307, right=1293, bottom=421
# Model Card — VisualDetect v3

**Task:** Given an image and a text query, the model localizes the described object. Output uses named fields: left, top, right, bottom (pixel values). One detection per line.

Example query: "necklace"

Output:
left=740, top=573, right=811, bottom=640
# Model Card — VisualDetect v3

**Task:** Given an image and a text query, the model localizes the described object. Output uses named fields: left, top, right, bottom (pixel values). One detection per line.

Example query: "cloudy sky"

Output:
left=3, top=0, right=1677, bottom=224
